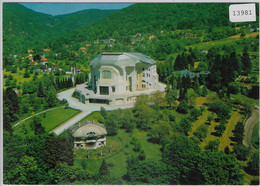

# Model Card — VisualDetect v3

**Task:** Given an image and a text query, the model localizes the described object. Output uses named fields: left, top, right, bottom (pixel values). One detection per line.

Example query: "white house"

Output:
left=68, top=120, right=107, bottom=150
left=74, top=52, right=166, bottom=106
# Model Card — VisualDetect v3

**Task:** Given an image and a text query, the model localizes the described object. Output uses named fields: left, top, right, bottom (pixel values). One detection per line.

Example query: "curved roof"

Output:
left=89, top=52, right=157, bottom=68
left=72, top=123, right=107, bottom=138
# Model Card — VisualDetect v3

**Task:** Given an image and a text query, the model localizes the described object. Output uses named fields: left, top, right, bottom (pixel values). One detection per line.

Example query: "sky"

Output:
left=20, top=3, right=133, bottom=16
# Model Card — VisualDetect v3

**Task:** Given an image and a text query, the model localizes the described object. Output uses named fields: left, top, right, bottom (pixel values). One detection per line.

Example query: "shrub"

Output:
left=177, top=100, right=188, bottom=114
left=193, top=124, right=208, bottom=141
left=190, top=108, right=201, bottom=121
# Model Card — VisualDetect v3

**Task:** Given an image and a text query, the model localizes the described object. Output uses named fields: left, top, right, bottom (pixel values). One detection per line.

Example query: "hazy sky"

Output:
left=20, top=3, right=133, bottom=16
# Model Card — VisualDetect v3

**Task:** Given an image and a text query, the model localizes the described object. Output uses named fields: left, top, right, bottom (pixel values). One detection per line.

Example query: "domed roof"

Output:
left=69, top=121, right=107, bottom=138
left=89, top=52, right=157, bottom=69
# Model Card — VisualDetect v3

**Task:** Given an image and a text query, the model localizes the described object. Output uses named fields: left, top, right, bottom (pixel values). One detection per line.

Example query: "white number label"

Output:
left=229, top=4, right=256, bottom=22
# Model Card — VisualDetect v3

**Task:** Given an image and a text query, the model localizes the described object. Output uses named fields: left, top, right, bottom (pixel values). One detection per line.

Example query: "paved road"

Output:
left=13, top=106, right=65, bottom=128
left=243, top=109, right=259, bottom=151
left=53, top=87, right=135, bottom=135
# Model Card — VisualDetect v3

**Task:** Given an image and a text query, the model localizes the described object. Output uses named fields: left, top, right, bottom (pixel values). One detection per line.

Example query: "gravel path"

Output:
left=243, top=109, right=259, bottom=151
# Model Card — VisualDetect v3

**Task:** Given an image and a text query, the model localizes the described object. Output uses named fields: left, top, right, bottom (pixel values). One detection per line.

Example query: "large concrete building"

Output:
left=74, top=52, right=166, bottom=106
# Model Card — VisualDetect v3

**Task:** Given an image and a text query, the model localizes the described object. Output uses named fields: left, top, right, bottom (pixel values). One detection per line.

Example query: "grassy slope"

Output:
left=13, top=108, right=80, bottom=137
left=187, top=32, right=259, bottom=53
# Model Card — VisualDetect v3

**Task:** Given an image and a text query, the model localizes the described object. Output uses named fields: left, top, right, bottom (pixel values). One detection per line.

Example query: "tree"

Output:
left=104, top=112, right=120, bottom=135
left=3, top=87, right=20, bottom=132
left=37, top=81, right=44, bottom=97
left=150, top=120, right=173, bottom=143
left=45, top=88, right=57, bottom=108
left=186, top=89, right=197, bottom=108
left=193, top=124, right=208, bottom=142
left=150, top=91, right=164, bottom=109
left=205, top=140, right=220, bottom=152
left=162, top=135, right=201, bottom=184
left=241, top=47, right=251, bottom=75
left=165, top=84, right=177, bottom=107
left=3, top=132, right=26, bottom=184
left=8, top=155, right=45, bottom=184
left=233, top=144, right=250, bottom=161
left=126, top=160, right=171, bottom=184
left=44, top=136, right=74, bottom=169
left=201, top=85, right=208, bottom=97
left=232, top=121, right=244, bottom=144
left=134, top=98, right=158, bottom=130
left=190, top=107, right=201, bottom=121
left=177, top=99, right=189, bottom=114
left=50, top=163, right=91, bottom=184
left=23, top=69, right=30, bottom=78
left=197, top=152, right=244, bottom=184
left=208, top=99, right=231, bottom=121
left=99, top=159, right=110, bottom=178
left=30, top=116, right=45, bottom=135
left=245, top=151, right=259, bottom=176
left=176, top=118, right=192, bottom=136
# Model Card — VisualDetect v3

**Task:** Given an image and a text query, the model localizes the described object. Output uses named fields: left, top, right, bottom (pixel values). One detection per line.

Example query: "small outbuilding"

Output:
left=68, top=120, right=107, bottom=150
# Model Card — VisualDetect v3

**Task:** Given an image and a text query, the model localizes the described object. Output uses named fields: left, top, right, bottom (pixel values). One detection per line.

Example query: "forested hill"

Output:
left=54, top=9, right=117, bottom=33
left=3, top=3, right=116, bottom=55
left=3, top=3, right=56, bottom=54
left=54, top=3, right=231, bottom=44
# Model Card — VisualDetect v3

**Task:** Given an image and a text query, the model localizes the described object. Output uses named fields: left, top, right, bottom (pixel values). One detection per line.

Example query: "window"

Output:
left=102, top=70, right=111, bottom=79
left=143, top=73, right=145, bottom=77
left=100, top=86, right=109, bottom=95
left=112, top=86, right=115, bottom=92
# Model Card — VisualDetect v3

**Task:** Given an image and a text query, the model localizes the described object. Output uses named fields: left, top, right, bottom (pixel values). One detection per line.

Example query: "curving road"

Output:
left=243, top=109, right=259, bottom=151
left=52, top=87, right=135, bottom=135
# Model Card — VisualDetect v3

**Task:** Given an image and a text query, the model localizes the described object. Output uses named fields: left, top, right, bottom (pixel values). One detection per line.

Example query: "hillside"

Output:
left=56, top=3, right=232, bottom=44
left=54, top=9, right=117, bottom=33
left=3, top=3, right=116, bottom=55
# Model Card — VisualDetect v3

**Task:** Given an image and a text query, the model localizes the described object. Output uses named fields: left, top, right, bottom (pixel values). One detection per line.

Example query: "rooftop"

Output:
left=68, top=120, right=107, bottom=138
left=89, top=52, right=157, bottom=68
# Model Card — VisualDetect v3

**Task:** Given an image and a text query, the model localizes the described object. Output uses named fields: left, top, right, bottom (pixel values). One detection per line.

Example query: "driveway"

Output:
left=53, top=87, right=135, bottom=135
left=243, top=109, right=259, bottom=151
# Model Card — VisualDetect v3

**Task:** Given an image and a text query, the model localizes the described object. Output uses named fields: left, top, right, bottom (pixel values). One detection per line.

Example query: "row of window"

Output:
left=102, top=70, right=152, bottom=79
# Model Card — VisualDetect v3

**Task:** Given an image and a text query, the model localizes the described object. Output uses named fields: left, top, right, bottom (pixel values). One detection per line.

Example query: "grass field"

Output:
left=252, top=122, right=259, bottom=149
left=13, top=108, right=80, bottom=137
left=187, top=32, right=259, bottom=54
left=3, top=68, right=43, bottom=87
left=230, top=94, right=259, bottom=106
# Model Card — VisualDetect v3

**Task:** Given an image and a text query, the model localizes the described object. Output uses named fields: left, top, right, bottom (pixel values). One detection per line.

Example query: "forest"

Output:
left=2, top=2, right=260, bottom=185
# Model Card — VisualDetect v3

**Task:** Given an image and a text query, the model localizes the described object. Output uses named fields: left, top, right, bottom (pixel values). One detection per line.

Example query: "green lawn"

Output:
left=230, top=94, right=259, bottom=106
left=13, top=108, right=80, bottom=137
left=252, top=122, right=259, bottom=149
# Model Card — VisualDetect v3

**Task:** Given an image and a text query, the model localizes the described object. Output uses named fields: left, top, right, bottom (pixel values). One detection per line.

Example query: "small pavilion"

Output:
left=68, top=120, right=107, bottom=150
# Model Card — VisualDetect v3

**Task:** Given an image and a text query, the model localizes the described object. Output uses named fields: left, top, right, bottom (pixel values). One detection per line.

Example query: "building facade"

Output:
left=74, top=52, right=166, bottom=106
left=68, top=120, right=107, bottom=150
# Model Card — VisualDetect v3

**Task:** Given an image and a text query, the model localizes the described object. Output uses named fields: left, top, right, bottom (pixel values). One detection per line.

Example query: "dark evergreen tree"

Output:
left=241, top=47, right=251, bottom=75
left=99, top=159, right=110, bottom=178
left=37, top=81, right=44, bottom=97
